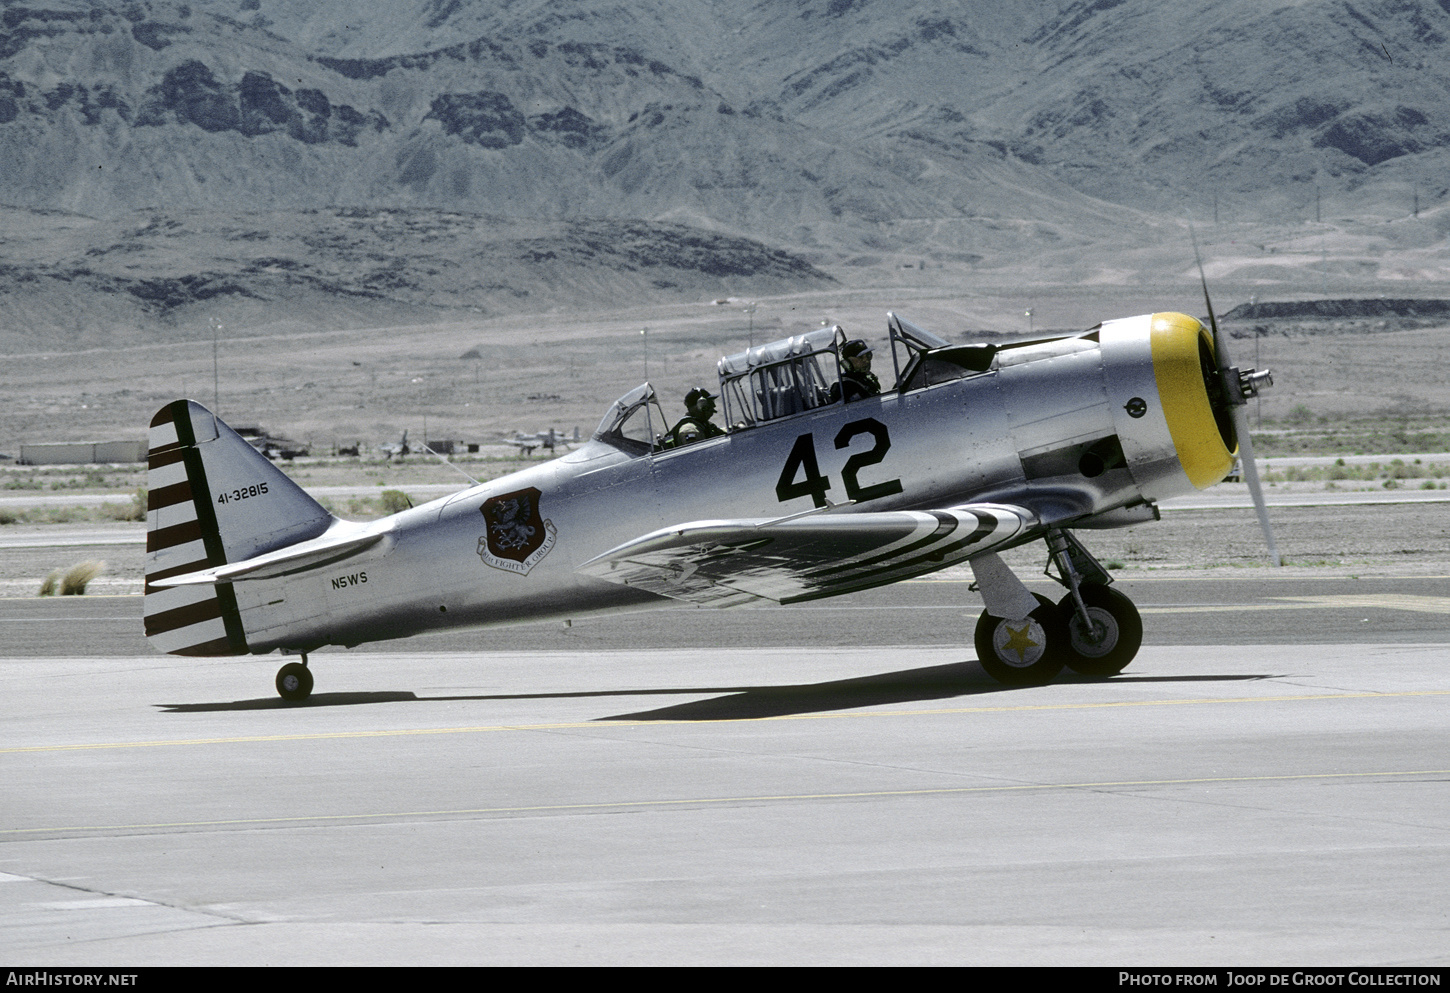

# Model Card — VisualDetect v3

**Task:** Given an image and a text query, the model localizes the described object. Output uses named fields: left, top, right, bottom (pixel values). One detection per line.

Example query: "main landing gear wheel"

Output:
left=1057, top=584, right=1142, bottom=677
left=276, top=661, right=313, bottom=702
left=974, top=593, right=1065, bottom=686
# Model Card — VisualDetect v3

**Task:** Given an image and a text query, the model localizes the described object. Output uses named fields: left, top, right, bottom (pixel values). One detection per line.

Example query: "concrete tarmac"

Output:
left=2, top=577, right=1448, bottom=966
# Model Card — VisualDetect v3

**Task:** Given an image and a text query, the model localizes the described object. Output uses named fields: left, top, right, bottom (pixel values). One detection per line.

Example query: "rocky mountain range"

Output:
left=0, top=203, right=833, bottom=348
left=2, top=0, right=1448, bottom=343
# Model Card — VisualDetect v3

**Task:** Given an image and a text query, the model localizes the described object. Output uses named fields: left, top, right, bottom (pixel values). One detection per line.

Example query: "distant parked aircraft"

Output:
left=380, top=430, right=411, bottom=460
left=506, top=427, right=580, bottom=456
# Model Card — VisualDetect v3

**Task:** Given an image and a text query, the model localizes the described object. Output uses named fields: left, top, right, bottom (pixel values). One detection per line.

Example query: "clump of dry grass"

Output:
left=61, top=560, right=105, bottom=594
left=38, top=560, right=105, bottom=596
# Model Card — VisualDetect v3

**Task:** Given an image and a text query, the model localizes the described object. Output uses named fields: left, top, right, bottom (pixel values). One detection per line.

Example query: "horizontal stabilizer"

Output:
left=147, top=525, right=388, bottom=587
left=577, top=503, right=1036, bottom=606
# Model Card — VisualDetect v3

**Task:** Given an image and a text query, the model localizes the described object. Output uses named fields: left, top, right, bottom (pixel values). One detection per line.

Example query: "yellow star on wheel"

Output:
left=1001, top=622, right=1040, bottom=663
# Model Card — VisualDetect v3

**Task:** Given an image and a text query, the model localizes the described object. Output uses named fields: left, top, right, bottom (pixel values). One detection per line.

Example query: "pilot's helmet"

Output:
left=842, top=339, right=873, bottom=361
left=684, top=386, right=717, bottom=409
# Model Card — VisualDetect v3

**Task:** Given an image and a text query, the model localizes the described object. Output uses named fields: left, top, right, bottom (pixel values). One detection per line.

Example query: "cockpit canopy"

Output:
left=889, top=312, right=999, bottom=392
left=716, top=326, right=843, bottom=429
left=591, top=313, right=1015, bottom=454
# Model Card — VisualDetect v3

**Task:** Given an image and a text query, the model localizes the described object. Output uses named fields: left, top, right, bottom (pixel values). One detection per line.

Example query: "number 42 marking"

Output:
left=775, top=418, right=904, bottom=507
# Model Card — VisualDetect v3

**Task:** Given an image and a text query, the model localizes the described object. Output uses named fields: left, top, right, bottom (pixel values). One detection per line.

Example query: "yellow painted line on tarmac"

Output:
left=1276, top=594, right=1450, bottom=614
left=1139, top=604, right=1312, bottom=614
left=1140, top=594, right=1450, bottom=615
left=907, top=576, right=1450, bottom=583
left=3, top=689, right=1447, bottom=756
left=4, top=767, right=1447, bottom=836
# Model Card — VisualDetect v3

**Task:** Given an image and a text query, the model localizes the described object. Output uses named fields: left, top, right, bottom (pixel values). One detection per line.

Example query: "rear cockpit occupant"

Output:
left=666, top=387, right=726, bottom=448
left=832, top=337, right=881, bottom=402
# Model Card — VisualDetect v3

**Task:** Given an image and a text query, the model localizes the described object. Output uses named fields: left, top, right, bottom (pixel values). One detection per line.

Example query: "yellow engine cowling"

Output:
left=1148, top=312, right=1237, bottom=490
left=1099, top=312, right=1239, bottom=503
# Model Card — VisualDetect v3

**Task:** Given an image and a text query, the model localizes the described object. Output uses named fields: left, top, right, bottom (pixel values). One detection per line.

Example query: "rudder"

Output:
left=144, top=400, right=333, bottom=656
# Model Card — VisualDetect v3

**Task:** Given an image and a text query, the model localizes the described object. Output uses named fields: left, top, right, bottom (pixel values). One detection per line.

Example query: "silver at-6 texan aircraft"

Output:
left=143, top=302, right=1274, bottom=701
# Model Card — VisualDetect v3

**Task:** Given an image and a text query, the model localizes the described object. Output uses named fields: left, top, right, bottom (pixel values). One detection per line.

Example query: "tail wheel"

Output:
left=974, top=593, right=1065, bottom=686
left=1057, top=584, right=1142, bottom=677
left=276, top=661, right=313, bottom=702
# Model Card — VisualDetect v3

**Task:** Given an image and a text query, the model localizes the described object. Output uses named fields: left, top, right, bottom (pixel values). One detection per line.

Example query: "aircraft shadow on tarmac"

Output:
left=598, top=667, right=1272, bottom=721
left=156, top=664, right=1272, bottom=718
left=159, top=692, right=421, bottom=712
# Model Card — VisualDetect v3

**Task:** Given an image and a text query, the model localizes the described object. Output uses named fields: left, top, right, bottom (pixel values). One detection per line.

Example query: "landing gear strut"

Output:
left=276, top=655, right=313, bottom=702
left=1057, top=584, right=1142, bottom=676
left=1045, top=530, right=1142, bottom=677
left=969, top=529, right=1144, bottom=687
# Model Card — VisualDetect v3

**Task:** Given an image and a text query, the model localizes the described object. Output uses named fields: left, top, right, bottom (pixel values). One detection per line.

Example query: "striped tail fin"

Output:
left=144, top=400, right=333, bottom=656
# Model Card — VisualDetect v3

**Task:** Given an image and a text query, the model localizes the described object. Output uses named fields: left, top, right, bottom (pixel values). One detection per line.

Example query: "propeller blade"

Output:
left=1231, top=405, right=1282, bottom=567
left=1190, top=227, right=1231, bottom=374
left=1191, top=228, right=1282, bottom=566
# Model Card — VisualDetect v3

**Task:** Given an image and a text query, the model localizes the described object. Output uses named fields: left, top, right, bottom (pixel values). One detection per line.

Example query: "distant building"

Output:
left=18, top=441, right=147, bottom=465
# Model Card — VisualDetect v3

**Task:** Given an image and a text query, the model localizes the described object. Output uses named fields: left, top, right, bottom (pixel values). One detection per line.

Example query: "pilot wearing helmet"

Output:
left=667, top=386, right=727, bottom=447
left=832, top=338, right=881, bottom=403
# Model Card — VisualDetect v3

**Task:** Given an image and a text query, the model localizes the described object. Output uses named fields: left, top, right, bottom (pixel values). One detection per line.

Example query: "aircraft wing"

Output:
left=576, top=503, right=1037, bottom=607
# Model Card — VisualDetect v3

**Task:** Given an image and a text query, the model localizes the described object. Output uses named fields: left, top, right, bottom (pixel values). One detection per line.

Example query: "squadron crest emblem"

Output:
left=478, top=487, right=557, bottom=576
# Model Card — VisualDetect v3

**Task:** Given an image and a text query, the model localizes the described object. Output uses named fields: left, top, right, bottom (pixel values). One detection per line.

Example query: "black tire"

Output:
left=1057, top=584, right=1142, bottom=677
left=974, top=593, right=1066, bottom=686
left=276, top=661, right=314, bottom=702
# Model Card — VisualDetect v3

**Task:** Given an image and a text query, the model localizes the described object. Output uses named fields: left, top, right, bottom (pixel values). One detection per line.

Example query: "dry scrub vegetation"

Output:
left=38, top=560, right=105, bottom=596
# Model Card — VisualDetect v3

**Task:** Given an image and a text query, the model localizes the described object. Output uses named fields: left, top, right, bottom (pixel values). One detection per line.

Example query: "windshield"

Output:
left=887, top=312, right=951, bottom=389
left=593, top=383, right=666, bottom=455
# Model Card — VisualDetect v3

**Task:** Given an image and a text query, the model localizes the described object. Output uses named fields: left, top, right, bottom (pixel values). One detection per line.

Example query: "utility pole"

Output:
left=1254, top=316, right=1262, bottom=428
left=210, top=318, right=222, bottom=413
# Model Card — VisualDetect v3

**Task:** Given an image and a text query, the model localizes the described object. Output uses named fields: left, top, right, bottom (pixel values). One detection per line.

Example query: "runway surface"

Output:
left=3, top=576, right=1448, bottom=966
left=1163, top=488, right=1450, bottom=509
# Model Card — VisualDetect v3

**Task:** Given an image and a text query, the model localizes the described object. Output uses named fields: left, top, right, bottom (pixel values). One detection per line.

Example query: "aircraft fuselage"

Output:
left=227, top=313, right=1222, bottom=654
